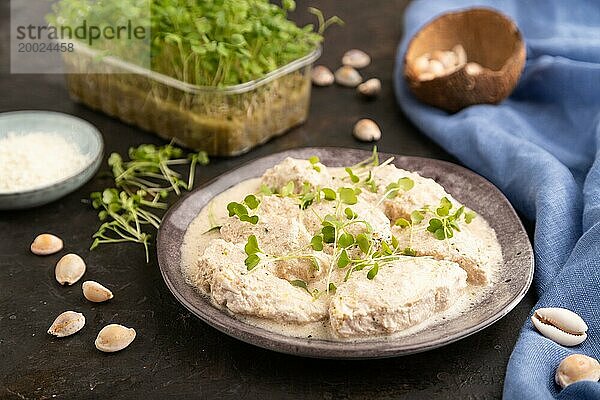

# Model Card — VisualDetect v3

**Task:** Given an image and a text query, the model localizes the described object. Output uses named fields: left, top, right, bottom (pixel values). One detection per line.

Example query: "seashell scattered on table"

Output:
left=311, top=65, right=335, bottom=86
left=555, top=354, right=600, bottom=389
left=357, top=78, right=381, bottom=97
left=95, top=324, right=136, bottom=352
left=353, top=119, right=381, bottom=142
left=531, top=307, right=588, bottom=346
left=55, top=253, right=86, bottom=285
left=47, top=311, right=85, bottom=337
left=342, top=49, right=371, bottom=69
left=31, top=233, right=63, bottom=255
left=82, top=281, right=114, bottom=303
left=334, top=66, right=363, bottom=87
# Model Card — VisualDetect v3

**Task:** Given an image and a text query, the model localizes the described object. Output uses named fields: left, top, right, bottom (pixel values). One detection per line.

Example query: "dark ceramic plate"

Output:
left=157, top=147, right=533, bottom=359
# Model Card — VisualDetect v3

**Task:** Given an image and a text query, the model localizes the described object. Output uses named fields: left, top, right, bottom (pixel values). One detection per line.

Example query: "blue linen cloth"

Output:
left=394, top=1, right=600, bottom=398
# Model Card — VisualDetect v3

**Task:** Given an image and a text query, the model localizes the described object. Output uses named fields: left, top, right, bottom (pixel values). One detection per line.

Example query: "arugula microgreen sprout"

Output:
left=90, top=143, right=209, bottom=262
left=227, top=193, right=261, bottom=224
left=308, top=156, right=321, bottom=172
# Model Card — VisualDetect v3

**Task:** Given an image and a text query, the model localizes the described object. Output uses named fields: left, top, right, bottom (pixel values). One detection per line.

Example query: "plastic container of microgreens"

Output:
left=63, top=42, right=321, bottom=156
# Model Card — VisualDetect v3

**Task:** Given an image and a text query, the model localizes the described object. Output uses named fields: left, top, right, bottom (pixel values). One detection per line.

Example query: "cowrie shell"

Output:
left=555, top=354, right=600, bottom=389
left=311, top=65, right=334, bottom=86
left=82, top=281, right=114, bottom=303
left=342, top=49, right=371, bottom=69
left=31, top=233, right=63, bottom=255
left=55, top=253, right=86, bottom=285
left=47, top=311, right=85, bottom=337
left=95, top=324, right=136, bottom=352
left=335, top=66, right=363, bottom=87
left=531, top=307, right=587, bottom=346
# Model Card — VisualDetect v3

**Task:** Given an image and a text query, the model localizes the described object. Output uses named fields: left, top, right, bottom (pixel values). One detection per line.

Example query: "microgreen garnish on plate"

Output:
left=309, top=156, right=321, bottom=172
left=424, top=197, right=475, bottom=240
left=90, top=143, right=209, bottom=262
left=227, top=194, right=261, bottom=224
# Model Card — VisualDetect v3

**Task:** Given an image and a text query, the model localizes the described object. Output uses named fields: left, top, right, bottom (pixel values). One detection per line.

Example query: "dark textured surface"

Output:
left=158, top=148, right=533, bottom=359
left=0, top=1, right=536, bottom=399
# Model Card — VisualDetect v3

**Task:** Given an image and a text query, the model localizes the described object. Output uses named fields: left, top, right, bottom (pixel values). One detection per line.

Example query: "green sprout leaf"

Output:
left=356, top=233, right=371, bottom=254
left=465, top=210, right=476, bottom=223
left=245, top=254, right=260, bottom=270
left=411, top=210, right=424, bottom=224
left=338, top=187, right=358, bottom=205
left=395, top=218, right=411, bottom=228
left=337, top=249, right=350, bottom=268
left=344, top=207, right=357, bottom=220
left=322, top=225, right=336, bottom=243
left=402, top=247, right=416, bottom=256
left=345, top=167, right=360, bottom=183
left=311, top=235, right=324, bottom=251
left=244, top=234, right=261, bottom=255
left=367, top=263, right=379, bottom=280
left=244, top=194, right=260, bottom=210
left=338, top=233, right=355, bottom=248
left=280, top=181, right=295, bottom=197
left=260, top=184, right=273, bottom=195
left=328, top=282, right=337, bottom=293
left=321, top=188, right=336, bottom=201
left=290, top=279, right=310, bottom=294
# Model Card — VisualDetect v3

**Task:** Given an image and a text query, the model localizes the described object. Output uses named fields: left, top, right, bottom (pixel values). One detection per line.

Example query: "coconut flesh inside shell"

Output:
left=404, top=8, right=526, bottom=112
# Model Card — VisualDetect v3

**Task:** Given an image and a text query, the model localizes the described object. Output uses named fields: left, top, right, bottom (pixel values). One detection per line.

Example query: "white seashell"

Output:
left=55, top=253, right=86, bottom=285
left=453, top=44, right=467, bottom=66
left=334, top=66, right=363, bottom=87
left=465, top=62, right=484, bottom=75
left=47, top=311, right=85, bottom=337
left=82, top=281, right=114, bottom=303
left=353, top=119, right=381, bottom=142
left=31, top=233, right=63, bottom=255
left=412, top=54, right=430, bottom=75
left=531, top=308, right=588, bottom=346
left=428, top=60, right=445, bottom=77
left=357, top=78, right=381, bottom=97
left=418, top=72, right=436, bottom=82
left=311, top=65, right=334, bottom=86
left=555, top=354, right=600, bottom=389
left=342, top=49, right=371, bottom=69
left=432, top=50, right=457, bottom=69
left=95, top=324, right=136, bottom=352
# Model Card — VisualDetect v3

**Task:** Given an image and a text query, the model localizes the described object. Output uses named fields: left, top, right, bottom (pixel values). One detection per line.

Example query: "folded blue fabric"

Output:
left=394, top=1, right=600, bottom=398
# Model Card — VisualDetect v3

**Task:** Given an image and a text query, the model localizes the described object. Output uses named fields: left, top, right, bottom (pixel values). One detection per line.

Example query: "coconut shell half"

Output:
left=404, top=8, right=526, bottom=112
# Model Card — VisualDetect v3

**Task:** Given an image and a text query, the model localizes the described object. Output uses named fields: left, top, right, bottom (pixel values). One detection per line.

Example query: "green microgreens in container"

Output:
left=49, top=0, right=342, bottom=87
left=90, top=143, right=209, bottom=262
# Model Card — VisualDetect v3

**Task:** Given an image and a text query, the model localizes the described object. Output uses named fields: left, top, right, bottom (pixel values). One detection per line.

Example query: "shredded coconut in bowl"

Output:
left=0, top=132, right=88, bottom=193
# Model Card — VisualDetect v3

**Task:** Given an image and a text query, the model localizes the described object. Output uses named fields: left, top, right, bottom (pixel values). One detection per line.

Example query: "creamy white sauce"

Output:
left=180, top=169, right=502, bottom=341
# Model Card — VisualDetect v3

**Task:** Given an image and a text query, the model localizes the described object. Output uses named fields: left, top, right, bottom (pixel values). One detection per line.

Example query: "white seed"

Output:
left=555, top=354, right=600, bottom=389
left=453, top=44, right=467, bottom=66
left=342, top=49, right=371, bottom=69
left=428, top=60, right=445, bottom=77
left=82, top=281, right=114, bottom=303
left=31, top=233, right=63, bottom=255
left=95, top=324, right=136, bottom=352
left=412, top=54, right=430, bottom=75
left=465, top=62, right=484, bottom=75
left=353, top=119, right=381, bottom=142
left=357, top=78, right=381, bottom=97
left=531, top=308, right=588, bottom=346
left=47, top=311, right=85, bottom=337
left=334, top=66, right=363, bottom=87
left=55, top=253, right=86, bottom=285
left=311, top=65, right=334, bottom=86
